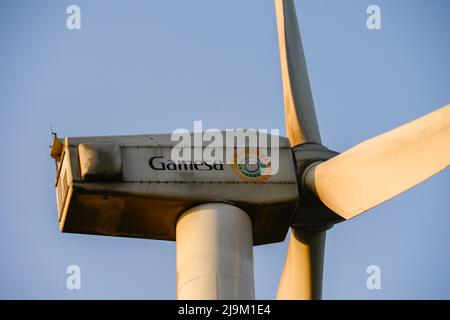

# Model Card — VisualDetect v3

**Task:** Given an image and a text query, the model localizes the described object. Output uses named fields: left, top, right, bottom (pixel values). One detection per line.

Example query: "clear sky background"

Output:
left=0, top=0, right=449, bottom=299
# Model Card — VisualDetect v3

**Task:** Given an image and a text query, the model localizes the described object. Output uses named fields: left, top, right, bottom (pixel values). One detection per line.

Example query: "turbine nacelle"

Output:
left=50, top=132, right=299, bottom=245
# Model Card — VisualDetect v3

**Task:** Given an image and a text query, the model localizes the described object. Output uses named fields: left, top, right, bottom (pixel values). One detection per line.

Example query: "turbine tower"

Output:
left=50, top=0, right=450, bottom=299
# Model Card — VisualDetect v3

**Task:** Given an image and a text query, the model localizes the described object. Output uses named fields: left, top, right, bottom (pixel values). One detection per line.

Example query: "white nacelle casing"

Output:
left=51, top=132, right=299, bottom=245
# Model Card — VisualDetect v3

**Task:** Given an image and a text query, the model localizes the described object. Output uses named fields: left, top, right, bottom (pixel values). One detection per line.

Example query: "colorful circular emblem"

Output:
left=231, top=149, right=272, bottom=183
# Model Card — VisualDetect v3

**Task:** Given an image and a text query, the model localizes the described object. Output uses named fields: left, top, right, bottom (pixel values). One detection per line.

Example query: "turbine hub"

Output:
left=291, top=143, right=344, bottom=231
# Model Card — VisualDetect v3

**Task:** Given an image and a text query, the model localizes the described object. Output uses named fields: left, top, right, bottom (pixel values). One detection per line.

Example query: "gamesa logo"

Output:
left=149, top=156, right=224, bottom=171
left=231, top=149, right=272, bottom=183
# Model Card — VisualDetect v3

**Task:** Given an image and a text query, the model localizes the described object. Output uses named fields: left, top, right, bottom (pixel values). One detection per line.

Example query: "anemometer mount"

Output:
left=291, top=143, right=345, bottom=231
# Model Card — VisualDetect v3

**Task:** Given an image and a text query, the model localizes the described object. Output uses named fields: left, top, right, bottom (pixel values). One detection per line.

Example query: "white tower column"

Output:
left=176, top=203, right=255, bottom=300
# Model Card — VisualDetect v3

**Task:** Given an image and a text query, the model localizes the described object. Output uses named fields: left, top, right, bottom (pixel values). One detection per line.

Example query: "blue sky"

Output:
left=0, top=0, right=449, bottom=299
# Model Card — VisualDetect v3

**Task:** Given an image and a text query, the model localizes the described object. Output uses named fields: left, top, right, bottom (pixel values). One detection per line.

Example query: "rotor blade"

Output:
left=274, top=0, right=321, bottom=146
left=305, top=104, right=450, bottom=220
left=277, top=229, right=326, bottom=300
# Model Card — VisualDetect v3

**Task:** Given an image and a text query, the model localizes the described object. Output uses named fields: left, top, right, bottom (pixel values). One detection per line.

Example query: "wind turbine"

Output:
left=50, top=0, right=450, bottom=300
